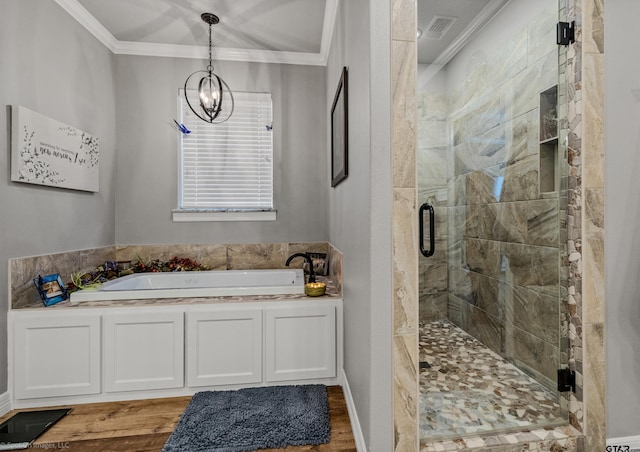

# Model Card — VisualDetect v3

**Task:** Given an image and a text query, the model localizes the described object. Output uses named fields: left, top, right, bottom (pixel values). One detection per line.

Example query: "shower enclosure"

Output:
left=417, top=0, right=570, bottom=442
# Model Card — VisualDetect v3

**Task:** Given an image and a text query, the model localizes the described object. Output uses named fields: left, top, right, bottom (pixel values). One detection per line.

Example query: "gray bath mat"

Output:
left=163, top=385, right=330, bottom=452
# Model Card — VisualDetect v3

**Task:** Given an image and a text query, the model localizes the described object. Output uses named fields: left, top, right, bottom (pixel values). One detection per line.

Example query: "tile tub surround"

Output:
left=10, top=242, right=343, bottom=310
left=10, top=246, right=116, bottom=309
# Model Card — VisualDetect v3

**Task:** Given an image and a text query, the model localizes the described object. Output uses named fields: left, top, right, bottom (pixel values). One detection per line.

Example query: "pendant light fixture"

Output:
left=184, top=12, right=234, bottom=124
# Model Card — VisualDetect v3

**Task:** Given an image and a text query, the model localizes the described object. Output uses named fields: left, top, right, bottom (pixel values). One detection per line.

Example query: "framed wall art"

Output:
left=331, top=67, right=348, bottom=188
left=11, top=105, right=99, bottom=192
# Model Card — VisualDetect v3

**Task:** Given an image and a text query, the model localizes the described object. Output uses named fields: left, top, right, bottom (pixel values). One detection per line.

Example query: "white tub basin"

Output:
left=69, top=269, right=305, bottom=303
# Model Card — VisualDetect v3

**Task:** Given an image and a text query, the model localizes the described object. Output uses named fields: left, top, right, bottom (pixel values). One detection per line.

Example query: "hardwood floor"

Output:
left=1, top=386, right=356, bottom=451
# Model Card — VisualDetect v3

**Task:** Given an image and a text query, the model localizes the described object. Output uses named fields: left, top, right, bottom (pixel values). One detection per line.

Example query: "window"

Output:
left=174, top=90, right=274, bottom=222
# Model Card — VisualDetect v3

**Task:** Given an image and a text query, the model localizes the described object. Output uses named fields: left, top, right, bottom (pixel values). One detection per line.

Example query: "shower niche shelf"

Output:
left=539, top=85, right=558, bottom=194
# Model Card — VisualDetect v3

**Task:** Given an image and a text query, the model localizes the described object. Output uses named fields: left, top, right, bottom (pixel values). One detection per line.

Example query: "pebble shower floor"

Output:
left=419, top=320, right=566, bottom=441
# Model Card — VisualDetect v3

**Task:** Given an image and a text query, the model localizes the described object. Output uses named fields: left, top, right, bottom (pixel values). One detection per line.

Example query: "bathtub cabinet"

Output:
left=9, top=299, right=342, bottom=408
left=265, top=304, right=336, bottom=382
left=103, top=311, right=184, bottom=392
left=186, top=308, right=262, bottom=387
left=12, top=312, right=101, bottom=400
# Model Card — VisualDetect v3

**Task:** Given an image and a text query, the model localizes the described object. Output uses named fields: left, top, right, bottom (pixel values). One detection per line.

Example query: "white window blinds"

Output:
left=178, top=90, right=273, bottom=211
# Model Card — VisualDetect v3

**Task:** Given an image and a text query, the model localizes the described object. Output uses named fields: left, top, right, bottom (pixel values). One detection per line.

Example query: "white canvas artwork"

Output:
left=11, top=105, right=99, bottom=192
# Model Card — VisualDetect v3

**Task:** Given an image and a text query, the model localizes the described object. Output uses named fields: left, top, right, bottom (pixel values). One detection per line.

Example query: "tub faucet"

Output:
left=285, top=253, right=316, bottom=283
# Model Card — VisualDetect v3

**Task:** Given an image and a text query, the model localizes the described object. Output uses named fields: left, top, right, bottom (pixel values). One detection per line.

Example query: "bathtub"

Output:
left=69, top=268, right=306, bottom=303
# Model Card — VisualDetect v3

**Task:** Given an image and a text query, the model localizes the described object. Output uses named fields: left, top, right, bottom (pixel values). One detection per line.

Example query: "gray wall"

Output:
left=367, top=0, right=393, bottom=447
left=605, top=0, right=640, bottom=439
left=0, top=3, right=394, bottom=448
left=114, top=56, right=328, bottom=245
left=0, top=0, right=117, bottom=392
left=328, top=0, right=393, bottom=449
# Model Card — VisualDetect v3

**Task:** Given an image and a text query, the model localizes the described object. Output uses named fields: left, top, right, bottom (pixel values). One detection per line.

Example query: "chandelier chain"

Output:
left=207, top=23, right=213, bottom=72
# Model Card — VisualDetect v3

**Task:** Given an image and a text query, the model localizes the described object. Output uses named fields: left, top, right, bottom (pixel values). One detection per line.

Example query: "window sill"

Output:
left=172, top=209, right=277, bottom=222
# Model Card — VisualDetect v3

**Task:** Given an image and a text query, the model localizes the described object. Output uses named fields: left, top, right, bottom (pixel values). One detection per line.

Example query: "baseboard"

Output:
left=608, top=435, right=640, bottom=448
left=341, top=370, right=366, bottom=452
left=0, top=392, right=11, bottom=417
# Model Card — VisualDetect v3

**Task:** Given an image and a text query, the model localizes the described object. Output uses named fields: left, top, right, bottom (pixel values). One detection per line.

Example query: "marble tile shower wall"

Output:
left=568, top=0, right=606, bottom=448
left=391, top=0, right=420, bottom=448
left=418, top=3, right=563, bottom=390
left=418, top=91, right=450, bottom=323
left=410, top=0, right=602, bottom=449
left=10, top=242, right=343, bottom=309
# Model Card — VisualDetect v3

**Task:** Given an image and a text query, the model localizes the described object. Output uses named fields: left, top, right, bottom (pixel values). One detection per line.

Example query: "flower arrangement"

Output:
left=68, top=256, right=210, bottom=292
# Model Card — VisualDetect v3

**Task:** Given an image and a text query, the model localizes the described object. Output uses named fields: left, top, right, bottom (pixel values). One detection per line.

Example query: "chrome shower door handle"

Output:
left=419, top=202, right=435, bottom=257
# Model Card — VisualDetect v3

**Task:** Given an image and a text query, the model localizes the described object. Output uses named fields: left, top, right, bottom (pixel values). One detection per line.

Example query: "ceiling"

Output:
left=54, top=0, right=509, bottom=67
left=76, top=0, right=326, bottom=52
left=417, top=0, right=510, bottom=65
left=418, top=0, right=489, bottom=64
left=54, top=0, right=336, bottom=65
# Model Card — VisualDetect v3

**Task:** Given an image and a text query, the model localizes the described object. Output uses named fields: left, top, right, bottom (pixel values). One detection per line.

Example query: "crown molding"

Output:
left=54, top=0, right=337, bottom=66
left=114, top=42, right=326, bottom=66
left=53, top=0, right=118, bottom=52
left=320, top=0, right=339, bottom=65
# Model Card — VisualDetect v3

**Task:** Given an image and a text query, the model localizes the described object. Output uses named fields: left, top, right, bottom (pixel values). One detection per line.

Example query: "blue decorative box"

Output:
left=34, top=274, right=68, bottom=306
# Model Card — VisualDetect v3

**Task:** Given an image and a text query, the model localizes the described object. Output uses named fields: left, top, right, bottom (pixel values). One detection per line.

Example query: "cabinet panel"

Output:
left=13, top=314, right=101, bottom=399
left=104, top=311, right=184, bottom=392
left=187, top=309, right=262, bottom=387
left=10, top=299, right=341, bottom=406
left=265, top=305, right=336, bottom=382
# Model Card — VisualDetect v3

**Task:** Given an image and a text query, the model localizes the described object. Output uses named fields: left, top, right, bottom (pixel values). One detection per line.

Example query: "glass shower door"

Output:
left=417, top=0, right=569, bottom=441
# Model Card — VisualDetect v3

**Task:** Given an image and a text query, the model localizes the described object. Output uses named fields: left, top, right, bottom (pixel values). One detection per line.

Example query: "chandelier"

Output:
left=184, top=13, right=234, bottom=123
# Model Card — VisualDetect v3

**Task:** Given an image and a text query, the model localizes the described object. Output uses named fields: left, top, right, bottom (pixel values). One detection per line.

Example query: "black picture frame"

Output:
left=331, top=67, right=348, bottom=187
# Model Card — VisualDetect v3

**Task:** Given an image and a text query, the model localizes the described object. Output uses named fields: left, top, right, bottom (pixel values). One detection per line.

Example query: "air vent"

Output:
left=424, top=15, right=457, bottom=40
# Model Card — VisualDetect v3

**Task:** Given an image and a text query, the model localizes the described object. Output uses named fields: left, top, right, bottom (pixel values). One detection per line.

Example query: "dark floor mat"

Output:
left=0, top=408, right=71, bottom=450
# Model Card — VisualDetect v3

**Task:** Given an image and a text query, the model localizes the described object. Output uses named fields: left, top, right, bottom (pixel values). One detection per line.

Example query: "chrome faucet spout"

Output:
left=285, top=253, right=316, bottom=283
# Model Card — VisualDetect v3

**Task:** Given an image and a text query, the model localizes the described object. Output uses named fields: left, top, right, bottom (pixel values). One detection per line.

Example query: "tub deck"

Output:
left=17, top=276, right=339, bottom=310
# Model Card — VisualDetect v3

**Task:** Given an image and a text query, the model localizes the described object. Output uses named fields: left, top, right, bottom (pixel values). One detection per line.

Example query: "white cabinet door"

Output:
left=103, top=311, right=184, bottom=392
left=13, top=313, right=101, bottom=399
left=265, top=304, right=336, bottom=382
left=186, top=308, right=262, bottom=387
